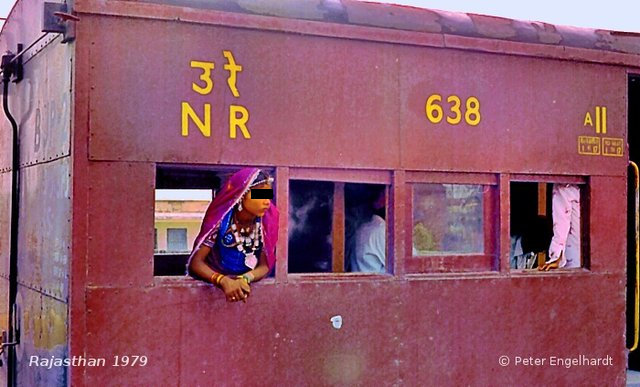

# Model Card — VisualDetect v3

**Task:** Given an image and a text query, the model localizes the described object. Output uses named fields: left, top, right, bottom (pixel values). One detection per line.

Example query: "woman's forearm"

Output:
left=246, top=250, right=270, bottom=282
left=248, top=264, right=269, bottom=282
left=188, top=246, right=217, bottom=283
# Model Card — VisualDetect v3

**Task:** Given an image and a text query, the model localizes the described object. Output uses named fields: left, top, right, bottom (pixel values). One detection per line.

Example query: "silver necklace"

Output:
left=230, top=218, right=263, bottom=268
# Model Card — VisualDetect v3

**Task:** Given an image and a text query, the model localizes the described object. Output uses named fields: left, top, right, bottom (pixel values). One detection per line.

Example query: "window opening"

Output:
left=288, top=180, right=333, bottom=273
left=288, top=180, right=388, bottom=274
left=510, top=182, right=583, bottom=270
left=154, top=165, right=275, bottom=276
left=345, top=184, right=387, bottom=273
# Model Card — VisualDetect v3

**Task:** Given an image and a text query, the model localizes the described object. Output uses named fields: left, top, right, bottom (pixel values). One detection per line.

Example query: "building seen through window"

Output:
left=154, top=189, right=211, bottom=275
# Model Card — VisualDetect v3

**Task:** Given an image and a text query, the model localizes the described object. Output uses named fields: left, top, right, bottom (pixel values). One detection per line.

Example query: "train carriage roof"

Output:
left=1, top=0, right=640, bottom=57
left=114, top=0, right=640, bottom=55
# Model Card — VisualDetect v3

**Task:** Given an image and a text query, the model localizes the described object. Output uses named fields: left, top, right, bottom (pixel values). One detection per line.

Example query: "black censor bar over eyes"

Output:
left=251, top=188, right=273, bottom=199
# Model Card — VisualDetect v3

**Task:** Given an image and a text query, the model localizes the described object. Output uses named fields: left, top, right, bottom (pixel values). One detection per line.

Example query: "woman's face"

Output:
left=241, top=183, right=272, bottom=217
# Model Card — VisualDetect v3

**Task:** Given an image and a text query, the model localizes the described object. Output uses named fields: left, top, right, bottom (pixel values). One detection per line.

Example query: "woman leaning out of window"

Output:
left=187, top=168, right=279, bottom=303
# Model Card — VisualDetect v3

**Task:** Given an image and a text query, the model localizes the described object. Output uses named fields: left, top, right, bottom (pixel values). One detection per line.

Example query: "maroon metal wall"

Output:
left=80, top=4, right=629, bottom=177
left=61, top=0, right=637, bottom=386
left=82, top=274, right=625, bottom=385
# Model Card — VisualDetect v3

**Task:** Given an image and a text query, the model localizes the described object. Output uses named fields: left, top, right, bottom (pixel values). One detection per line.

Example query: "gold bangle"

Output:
left=216, top=275, right=224, bottom=286
left=210, top=273, right=217, bottom=284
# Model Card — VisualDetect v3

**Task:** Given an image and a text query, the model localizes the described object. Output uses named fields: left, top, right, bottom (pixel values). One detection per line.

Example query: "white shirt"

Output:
left=351, top=215, right=386, bottom=273
left=548, top=184, right=581, bottom=268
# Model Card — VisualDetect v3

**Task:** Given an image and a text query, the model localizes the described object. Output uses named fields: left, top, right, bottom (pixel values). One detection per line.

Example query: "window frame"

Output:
left=153, top=163, right=276, bottom=277
left=405, top=171, right=498, bottom=273
left=152, top=165, right=592, bottom=284
left=282, top=167, right=393, bottom=281
left=508, top=174, right=589, bottom=272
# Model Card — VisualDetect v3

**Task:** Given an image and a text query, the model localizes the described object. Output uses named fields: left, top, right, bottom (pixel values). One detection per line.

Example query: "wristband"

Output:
left=210, top=273, right=224, bottom=287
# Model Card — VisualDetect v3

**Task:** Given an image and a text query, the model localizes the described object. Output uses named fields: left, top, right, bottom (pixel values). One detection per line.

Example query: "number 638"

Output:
left=425, top=94, right=481, bottom=126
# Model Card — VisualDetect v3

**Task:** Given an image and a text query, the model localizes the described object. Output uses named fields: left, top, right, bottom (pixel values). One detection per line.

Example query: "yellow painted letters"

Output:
left=190, top=61, right=215, bottom=95
left=583, top=112, right=593, bottom=127
left=229, top=104, right=250, bottom=139
left=181, top=102, right=211, bottom=137
left=223, top=50, right=243, bottom=98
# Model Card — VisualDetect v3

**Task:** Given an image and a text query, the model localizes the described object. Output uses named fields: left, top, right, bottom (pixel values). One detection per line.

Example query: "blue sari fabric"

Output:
left=217, top=210, right=262, bottom=275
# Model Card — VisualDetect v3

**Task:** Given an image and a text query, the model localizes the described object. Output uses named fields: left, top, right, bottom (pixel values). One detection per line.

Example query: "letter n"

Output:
left=182, top=102, right=211, bottom=137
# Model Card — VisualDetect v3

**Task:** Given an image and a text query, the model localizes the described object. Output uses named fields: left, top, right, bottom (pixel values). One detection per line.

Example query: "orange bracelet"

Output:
left=210, top=273, right=222, bottom=286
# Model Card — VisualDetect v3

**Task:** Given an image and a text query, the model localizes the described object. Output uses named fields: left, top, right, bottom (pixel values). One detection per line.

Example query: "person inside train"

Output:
left=538, top=184, right=581, bottom=270
left=187, top=168, right=279, bottom=302
left=348, top=187, right=386, bottom=273
left=510, top=214, right=552, bottom=269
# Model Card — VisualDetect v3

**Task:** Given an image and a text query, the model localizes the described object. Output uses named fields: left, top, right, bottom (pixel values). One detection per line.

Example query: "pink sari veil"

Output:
left=189, top=168, right=279, bottom=271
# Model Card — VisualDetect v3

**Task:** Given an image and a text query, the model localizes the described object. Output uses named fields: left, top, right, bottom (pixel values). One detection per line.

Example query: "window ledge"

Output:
left=507, top=268, right=593, bottom=277
left=153, top=276, right=277, bottom=287
left=286, top=272, right=394, bottom=282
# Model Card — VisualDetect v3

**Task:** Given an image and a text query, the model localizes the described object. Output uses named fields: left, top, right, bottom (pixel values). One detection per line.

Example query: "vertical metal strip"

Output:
left=630, top=161, right=639, bottom=351
left=392, top=170, right=406, bottom=276
left=332, top=183, right=345, bottom=273
left=537, top=182, right=547, bottom=216
left=498, top=174, right=510, bottom=272
left=275, top=166, right=289, bottom=283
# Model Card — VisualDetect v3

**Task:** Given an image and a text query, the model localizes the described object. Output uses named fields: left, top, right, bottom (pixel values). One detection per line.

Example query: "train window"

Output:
left=288, top=180, right=334, bottom=273
left=288, top=179, right=388, bottom=274
left=406, top=173, right=497, bottom=273
left=510, top=181, right=585, bottom=270
left=345, top=184, right=387, bottom=273
left=154, top=165, right=276, bottom=276
left=412, top=184, right=485, bottom=255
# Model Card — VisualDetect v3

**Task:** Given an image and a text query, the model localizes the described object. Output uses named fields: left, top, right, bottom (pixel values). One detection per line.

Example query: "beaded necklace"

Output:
left=229, top=212, right=263, bottom=269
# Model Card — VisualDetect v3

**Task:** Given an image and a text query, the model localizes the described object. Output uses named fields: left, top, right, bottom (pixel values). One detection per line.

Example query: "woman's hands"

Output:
left=220, top=276, right=251, bottom=303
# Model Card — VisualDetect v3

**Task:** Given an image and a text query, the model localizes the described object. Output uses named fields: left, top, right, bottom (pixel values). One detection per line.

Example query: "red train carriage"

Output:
left=0, top=0, right=639, bottom=385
